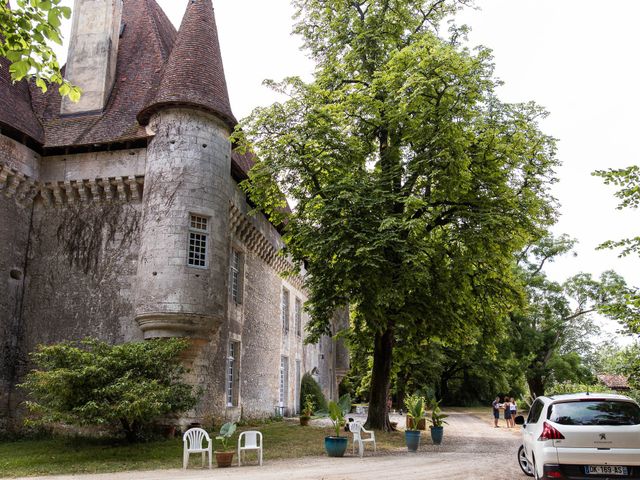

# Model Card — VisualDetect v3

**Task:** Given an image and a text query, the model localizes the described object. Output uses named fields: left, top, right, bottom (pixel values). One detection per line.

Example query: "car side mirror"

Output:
left=514, top=415, right=525, bottom=425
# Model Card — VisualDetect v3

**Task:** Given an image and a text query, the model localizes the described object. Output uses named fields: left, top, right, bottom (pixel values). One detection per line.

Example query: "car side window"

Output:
left=527, top=399, right=544, bottom=424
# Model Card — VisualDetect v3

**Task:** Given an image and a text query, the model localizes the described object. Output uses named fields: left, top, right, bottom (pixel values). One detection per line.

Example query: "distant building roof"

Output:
left=597, top=374, right=630, bottom=390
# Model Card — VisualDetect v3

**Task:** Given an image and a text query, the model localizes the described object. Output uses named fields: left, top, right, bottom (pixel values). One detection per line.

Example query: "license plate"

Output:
left=586, top=465, right=628, bottom=475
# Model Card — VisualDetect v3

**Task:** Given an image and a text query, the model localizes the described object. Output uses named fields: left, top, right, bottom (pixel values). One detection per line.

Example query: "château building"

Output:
left=0, top=0, right=348, bottom=430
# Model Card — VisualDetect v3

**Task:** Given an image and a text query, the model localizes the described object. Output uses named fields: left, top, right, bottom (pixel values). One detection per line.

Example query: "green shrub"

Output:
left=546, top=381, right=614, bottom=396
left=300, top=372, right=327, bottom=413
left=20, top=338, right=199, bottom=442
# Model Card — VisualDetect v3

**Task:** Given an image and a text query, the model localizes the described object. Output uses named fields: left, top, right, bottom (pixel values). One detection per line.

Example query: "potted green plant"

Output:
left=429, top=398, right=448, bottom=445
left=214, top=422, right=237, bottom=467
left=324, top=394, right=351, bottom=457
left=300, top=394, right=315, bottom=426
left=404, top=394, right=426, bottom=452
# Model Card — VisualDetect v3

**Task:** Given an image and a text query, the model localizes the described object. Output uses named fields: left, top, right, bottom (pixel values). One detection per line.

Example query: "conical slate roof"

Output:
left=138, top=0, right=236, bottom=129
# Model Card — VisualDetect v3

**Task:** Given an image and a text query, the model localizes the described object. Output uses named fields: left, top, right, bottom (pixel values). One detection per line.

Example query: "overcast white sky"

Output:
left=54, top=1, right=639, bottom=336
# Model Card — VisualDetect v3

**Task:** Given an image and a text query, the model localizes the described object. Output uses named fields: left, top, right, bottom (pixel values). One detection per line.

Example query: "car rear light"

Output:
left=538, top=422, right=565, bottom=441
left=543, top=464, right=565, bottom=479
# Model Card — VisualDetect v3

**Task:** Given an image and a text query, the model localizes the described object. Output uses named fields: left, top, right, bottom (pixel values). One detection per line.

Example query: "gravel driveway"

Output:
left=15, top=411, right=527, bottom=480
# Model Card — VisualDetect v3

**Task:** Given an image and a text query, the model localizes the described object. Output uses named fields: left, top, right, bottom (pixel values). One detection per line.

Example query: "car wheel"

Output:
left=517, top=445, right=534, bottom=477
left=532, top=457, right=541, bottom=480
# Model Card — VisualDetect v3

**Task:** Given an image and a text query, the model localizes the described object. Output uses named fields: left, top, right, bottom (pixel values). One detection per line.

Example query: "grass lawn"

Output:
left=0, top=419, right=406, bottom=478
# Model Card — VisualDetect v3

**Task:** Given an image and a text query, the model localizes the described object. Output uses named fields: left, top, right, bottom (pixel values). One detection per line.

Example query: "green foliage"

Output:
left=0, top=1, right=80, bottom=100
left=215, top=422, right=237, bottom=451
left=326, top=393, right=351, bottom=437
left=299, top=372, right=327, bottom=413
left=404, top=394, right=426, bottom=431
left=428, top=398, right=448, bottom=428
left=593, top=165, right=640, bottom=335
left=593, top=165, right=640, bottom=257
left=302, top=394, right=316, bottom=417
left=508, top=235, right=636, bottom=397
left=235, top=0, right=560, bottom=428
left=19, top=338, right=199, bottom=442
left=546, top=382, right=614, bottom=396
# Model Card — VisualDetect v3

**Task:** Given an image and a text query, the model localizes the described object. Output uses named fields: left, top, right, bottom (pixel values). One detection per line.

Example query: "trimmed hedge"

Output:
left=300, top=372, right=327, bottom=413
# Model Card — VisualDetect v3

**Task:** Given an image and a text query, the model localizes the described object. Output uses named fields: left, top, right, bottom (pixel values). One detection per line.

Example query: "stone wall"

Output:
left=22, top=200, right=143, bottom=349
left=0, top=135, right=40, bottom=430
left=0, top=119, right=347, bottom=429
left=0, top=196, right=32, bottom=431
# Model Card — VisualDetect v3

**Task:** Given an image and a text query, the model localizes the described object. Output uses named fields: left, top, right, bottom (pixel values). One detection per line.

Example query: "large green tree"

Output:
left=511, top=235, right=636, bottom=397
left=1, top=0, right=80, bottom=99
left=235, top=0, right=559, bottom=429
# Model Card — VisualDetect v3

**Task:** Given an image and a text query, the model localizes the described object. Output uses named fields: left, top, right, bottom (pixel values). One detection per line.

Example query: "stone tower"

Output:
left=60, top=0, right=123, bottom=115
left=134, top=0, right=237, bottom=341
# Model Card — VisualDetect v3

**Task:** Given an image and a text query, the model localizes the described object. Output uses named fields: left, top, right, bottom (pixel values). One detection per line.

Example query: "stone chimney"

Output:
left=60, top=0, right=123, bottom=115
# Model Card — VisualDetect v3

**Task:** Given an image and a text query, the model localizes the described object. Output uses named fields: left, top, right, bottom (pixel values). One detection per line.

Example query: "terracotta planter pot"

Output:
left=215, top=451, right=235, bottom=468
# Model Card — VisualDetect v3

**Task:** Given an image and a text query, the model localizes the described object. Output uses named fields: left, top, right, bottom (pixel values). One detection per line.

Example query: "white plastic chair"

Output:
left=183, top=427, right=212, bottom=469
left=238, top=430, right=263, bottom=466
left=349, top=422, right=376, bottom=457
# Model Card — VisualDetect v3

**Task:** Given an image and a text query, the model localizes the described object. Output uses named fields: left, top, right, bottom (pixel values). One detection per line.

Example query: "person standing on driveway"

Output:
left=503, top=398, right=512, bottom=427
left=492, top=396, right=501, bottom=427
left=510, top=397, right=517, bottom=423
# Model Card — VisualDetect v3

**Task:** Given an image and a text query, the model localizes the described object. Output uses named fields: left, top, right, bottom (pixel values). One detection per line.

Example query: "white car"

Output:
left=515, top=393, right=640, bottom=479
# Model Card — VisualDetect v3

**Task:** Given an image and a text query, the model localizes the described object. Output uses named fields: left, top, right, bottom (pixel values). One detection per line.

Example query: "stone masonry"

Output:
left=0, top=0, right=348, bottom=431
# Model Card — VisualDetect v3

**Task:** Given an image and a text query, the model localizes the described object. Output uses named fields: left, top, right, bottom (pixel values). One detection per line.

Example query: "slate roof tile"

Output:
left=138, top=0, right=236, bottom=129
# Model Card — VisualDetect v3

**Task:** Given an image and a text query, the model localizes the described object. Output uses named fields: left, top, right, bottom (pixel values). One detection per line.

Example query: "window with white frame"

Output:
left=279, top=355, right=289, bottom=406
left=226, top=341, right=239, bottom=407
left=295, top=297, right=302, bottom=336
left=230, top=249, right=242, bottom=304
left=187, top=214, right=208, bottom=267
left=281, top=288, right=290, bottom=334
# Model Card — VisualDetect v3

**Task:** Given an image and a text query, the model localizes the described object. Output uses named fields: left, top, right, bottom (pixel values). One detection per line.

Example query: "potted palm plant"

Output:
left=429, top=398, right=448, bottom=445
left=324, top=394, right=351, bottom=457
left=404, top=394, right=426, bottom=452
left=214, top=422, right=237, bottom=467
left=300, top=394, right=315, bottom=426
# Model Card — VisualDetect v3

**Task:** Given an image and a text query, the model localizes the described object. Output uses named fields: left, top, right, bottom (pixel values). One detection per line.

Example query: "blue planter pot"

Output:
left=325, top=436, right=348, bottom=457
left=430, top=426, right=444, bottom=445
left=405, top=430, right=421, bottom=452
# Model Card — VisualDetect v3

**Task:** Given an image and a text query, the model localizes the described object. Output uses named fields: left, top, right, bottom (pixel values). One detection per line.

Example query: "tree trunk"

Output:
left=396, top=372, right=408, bottom=413
left=365, top=326, right=395, bottom=431
left=527, top=375, right=546, bottom=398
left=121, top=418, right=140, bottom=443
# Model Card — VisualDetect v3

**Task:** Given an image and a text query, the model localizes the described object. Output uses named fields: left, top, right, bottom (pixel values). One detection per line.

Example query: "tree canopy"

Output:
left=0, top=0, right=80, bottom=99
left=235, top=0, right=559, bottom=429
left=593, top=165, right=640, bottom=334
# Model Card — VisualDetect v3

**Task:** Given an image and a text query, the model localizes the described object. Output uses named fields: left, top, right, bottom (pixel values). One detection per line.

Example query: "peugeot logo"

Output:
left=599, top=433, right=607, bottom=440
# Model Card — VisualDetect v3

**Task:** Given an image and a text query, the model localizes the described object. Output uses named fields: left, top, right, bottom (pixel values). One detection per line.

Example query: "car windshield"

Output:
left=548, top=400, right=640, bottom=426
